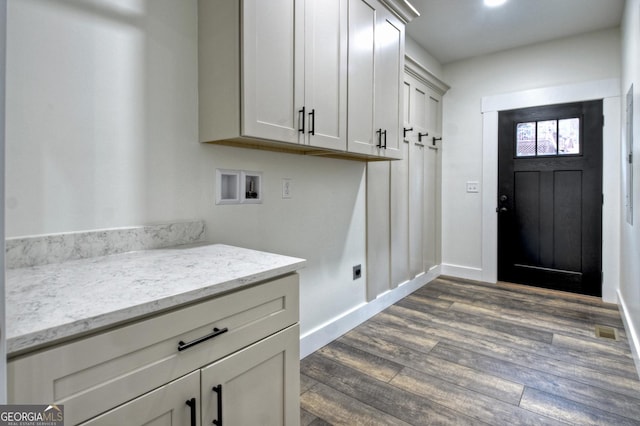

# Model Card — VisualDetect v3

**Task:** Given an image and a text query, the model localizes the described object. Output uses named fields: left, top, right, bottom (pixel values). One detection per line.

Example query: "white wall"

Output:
left=405, top=35, right=444, bottom=80
left=6, top=0, right=203, bottom=235
left=619, top=0, right=640, bottom=377
left=441, top=28, right=621, bottom=280
left=202, top=146, right=367, bottom=338
left=5, top=0, right=368, bottom=349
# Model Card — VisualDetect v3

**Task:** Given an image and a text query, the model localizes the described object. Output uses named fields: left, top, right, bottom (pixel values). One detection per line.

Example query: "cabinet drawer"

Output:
left=9, top=273, right=299, bottom=425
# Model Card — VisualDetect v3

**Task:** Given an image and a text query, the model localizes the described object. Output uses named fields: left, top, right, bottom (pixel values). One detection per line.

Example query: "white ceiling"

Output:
left=406, top=0, right=625, bottom=65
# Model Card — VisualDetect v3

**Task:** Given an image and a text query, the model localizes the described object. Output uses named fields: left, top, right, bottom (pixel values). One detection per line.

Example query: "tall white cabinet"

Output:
left=367, top=55, right=448, bottom=300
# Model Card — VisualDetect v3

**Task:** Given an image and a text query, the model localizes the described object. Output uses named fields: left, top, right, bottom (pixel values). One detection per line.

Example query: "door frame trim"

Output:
left=481, top=78, right=621, bottom=302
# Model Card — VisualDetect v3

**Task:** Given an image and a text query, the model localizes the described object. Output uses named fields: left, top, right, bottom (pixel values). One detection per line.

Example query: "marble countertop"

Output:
left=6, top=244, right=306, bottom=355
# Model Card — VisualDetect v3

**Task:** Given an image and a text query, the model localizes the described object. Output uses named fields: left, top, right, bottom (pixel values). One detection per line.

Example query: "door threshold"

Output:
left=496, top=281, right=614, bottom=307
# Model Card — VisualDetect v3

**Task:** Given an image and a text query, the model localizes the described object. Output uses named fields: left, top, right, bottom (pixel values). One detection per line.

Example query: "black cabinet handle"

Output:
left=432, top=136, right=442, bottom=146
left=382, top=130, right=387, bottom=149
left=308, top=109, right=315, bottom=135
left=403, top=127, right=413, bottom=138
left=376, top=128, right=383, bottom=148
left=298, top=107, right=305, bottom=134
left=178, top=327, right=228, bottom=352
left=212, top=385, right=223, bottom=426
left=186, top=398, right=196, bottom=426
left=418, top=132, right=429, bottom=142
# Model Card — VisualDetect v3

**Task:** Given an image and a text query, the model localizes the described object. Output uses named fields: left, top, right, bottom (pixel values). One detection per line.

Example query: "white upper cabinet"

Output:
left=242, top=0, right=304, bottom=143
left=302, top=0, right=348, bottom=151
left=199, top=0, right=347, bottom=151
left=199, top=0, right=416, bottom=160
left=347, top=0, right=405, bottom=159
left=199, top=0, right=303, bottom=144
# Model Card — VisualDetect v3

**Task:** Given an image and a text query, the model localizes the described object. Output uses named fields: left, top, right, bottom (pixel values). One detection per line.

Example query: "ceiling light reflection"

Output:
left=484, top=0, right=507, bottom=7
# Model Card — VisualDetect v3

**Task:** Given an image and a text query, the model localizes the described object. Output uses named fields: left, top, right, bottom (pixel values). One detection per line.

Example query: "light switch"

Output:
left=466, top=181, right=480, bottom=193
left=282, top=178, right=292, bottom=199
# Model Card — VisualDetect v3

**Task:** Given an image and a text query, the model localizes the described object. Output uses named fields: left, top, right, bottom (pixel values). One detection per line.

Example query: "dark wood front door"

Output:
left=498, top=100, right=603, bottom=296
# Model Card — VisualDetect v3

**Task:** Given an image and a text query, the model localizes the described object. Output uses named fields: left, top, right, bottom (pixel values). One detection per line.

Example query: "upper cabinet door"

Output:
left=242, top=0, right=304, bottom=143
left=347, top=0, right=405, bottom=159
left=347, top=0, right=376, bottom=156
left=374, top=9, right=404, bottom=158
left=303, top=0, right=348, bottom=151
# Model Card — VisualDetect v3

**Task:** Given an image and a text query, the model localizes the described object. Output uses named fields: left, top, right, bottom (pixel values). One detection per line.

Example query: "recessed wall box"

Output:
left=241, top=171, right=263, bottom=204
left=216, top=169, right=241, bottom=205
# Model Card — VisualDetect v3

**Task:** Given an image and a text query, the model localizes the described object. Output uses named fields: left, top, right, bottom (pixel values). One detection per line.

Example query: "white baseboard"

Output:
left=440, top=263, right=484, bottom=282
left=299, top=265, right=441, bottom=359
left=618, top=289, right=640, bottom=380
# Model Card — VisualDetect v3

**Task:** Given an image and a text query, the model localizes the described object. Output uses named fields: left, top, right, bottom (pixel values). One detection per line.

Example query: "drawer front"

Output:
left=9, top=273, right=299, bottom=425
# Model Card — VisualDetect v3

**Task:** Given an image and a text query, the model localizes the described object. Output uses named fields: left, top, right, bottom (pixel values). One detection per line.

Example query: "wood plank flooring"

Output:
left=300, top=276, right=640, bottom=425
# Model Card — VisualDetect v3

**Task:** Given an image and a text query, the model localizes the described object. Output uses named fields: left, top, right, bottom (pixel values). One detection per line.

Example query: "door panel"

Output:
left=391, top=141, right=410, bottom=287
left=409, top=140, right=425, bottom=278
left=347, top=0, right=376, bottom=155
left=498, top=101, right=602, bottom=296
left=201, top=326, right=299, bottom=426
left=304, top=0, right=347, bottom=150
left=80, top=371, right=200, bottom=426
left=367, top=161, right=391, bottom=300
left=375, top=12, right=403, bottom=156
left=424, top=144, right=438, bottom=270
left=513, top=171, right=540, bottom=266
left=243, top=0, right=303, bottom=142
left=554, top=170, right=583, bottom=272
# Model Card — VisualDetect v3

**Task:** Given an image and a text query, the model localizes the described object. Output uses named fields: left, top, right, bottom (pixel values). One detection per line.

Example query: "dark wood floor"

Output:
left=300, top=276, right=640, bottom=425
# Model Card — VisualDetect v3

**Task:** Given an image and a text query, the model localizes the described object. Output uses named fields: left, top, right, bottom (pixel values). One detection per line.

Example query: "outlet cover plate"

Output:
left=353, top=264, right=362, bottom=280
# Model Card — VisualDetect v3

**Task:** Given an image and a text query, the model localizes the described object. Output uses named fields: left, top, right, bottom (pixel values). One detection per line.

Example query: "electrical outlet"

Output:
left=466, top=181, right=480, bottom=193
left=282, top=178, right=292, bottom=199
left=353, top=264, right=362, bottom=280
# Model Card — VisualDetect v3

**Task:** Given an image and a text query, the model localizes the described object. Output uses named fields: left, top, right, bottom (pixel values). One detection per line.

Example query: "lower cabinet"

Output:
left=81, top=325, right=300, bottom=426
left=9, top=274, right=301, bottom=426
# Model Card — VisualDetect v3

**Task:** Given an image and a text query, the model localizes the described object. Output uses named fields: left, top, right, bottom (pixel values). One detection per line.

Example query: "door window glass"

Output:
left=558, top=118, right=580, bottom=154
left=516, top=122, right=536, bottom=157
left=515, top=118, right=580, bottom=157
left=537, top=120, right=557, bottom=155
